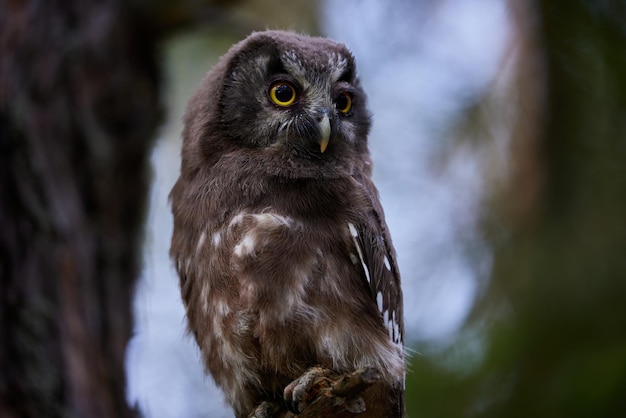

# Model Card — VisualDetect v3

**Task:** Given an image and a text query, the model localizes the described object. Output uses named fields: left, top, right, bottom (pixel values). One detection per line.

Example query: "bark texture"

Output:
left=0, top=1, right=160, bottom=416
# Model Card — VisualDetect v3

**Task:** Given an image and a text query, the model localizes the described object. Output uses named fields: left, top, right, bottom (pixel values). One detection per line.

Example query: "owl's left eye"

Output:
left=335, top=91, right=352, bottom=114
left=269, top=82, right=297, bottom=107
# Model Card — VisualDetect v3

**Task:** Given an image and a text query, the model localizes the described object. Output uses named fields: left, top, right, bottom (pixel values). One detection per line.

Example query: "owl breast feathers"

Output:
left=170, top=30, right=405, bottom=417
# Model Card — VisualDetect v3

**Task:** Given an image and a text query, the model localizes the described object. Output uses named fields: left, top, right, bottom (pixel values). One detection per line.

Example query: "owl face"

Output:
left=217, top=31, right=371, bottom=165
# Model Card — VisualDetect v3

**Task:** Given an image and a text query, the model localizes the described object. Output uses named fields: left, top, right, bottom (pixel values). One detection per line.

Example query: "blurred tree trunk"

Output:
left=0, top=1, right=161, bottom=417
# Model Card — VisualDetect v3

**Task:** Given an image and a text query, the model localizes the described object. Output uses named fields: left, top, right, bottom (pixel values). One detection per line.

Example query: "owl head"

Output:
left=181, top=31, right=372, bottom=180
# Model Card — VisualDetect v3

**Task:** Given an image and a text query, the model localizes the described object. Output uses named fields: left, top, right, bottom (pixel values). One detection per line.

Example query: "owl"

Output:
left=170, top=30, right=404, bottom=417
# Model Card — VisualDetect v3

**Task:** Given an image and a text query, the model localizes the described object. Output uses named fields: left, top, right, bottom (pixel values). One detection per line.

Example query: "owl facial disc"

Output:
left=319, top=114, right=331, bottom=153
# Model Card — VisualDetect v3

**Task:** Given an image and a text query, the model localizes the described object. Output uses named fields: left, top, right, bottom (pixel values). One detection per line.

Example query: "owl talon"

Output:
left=247, top=401, right=281, bottom=418
left=284, top=366, right=334, bottom=413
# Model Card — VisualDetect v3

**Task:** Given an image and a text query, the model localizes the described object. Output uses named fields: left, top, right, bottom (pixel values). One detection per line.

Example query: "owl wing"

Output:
left=348, top=176, right=404, bottom=349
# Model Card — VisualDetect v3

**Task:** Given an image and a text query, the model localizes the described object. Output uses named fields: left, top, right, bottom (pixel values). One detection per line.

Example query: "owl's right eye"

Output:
left=269, top=82, right=297, bottom=107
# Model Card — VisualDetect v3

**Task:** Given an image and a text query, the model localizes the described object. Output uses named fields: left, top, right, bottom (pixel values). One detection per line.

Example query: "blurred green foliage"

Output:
left=405, top=1, right=626, bottom=416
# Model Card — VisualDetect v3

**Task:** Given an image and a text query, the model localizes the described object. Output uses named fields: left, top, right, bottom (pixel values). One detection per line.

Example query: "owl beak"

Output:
left=318, top=114, right=331, bottom=153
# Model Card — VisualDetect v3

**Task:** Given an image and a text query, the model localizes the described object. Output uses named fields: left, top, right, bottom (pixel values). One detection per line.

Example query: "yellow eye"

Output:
left=335, top=91, right=352, bottom=114
left=269, top=82, right=297, bottom=107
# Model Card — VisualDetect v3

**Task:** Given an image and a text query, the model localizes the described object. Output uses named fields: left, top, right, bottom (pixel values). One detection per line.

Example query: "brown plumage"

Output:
left=170, top=30, right=404, bottom=417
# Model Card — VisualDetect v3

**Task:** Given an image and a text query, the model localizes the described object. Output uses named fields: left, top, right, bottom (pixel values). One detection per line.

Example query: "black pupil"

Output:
left=336, top=94, right=349, bottom=111
left=275, top=84, right=293, bottom=102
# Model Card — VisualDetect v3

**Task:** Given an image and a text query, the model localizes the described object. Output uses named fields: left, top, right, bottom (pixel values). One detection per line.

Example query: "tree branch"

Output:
left=248, top=368, right=384, bottom=418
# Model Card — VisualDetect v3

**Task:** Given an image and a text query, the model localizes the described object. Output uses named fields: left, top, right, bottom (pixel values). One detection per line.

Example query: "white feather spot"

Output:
left=234, top=232, right=256, bottom=257
left=212, top=311, right=223, bottom=339
left=229, top=212, right=246, bottom=229
left=395, top=320, right=401, bottom=344
left=196, top=231, right=206, bottom=255
left=383, top=308, right=398, bottom=342
left=200, top=284, right=211, bottom=314
left=349, top=253, right=359, bottom=264
left=348, top=223, right=358, bottom=238
left=212, top=231, right=221, bottom=247
left=361, top=262, right=371, bottom=284
left=376, top=291, right=384, bottom=314
left=251, top=213, right=292, bottom=228
left=384, top=255, right=391, bottom=270
left=215, top=298, right=231, bottom=317
left=348, top=223, right=370, bottom=284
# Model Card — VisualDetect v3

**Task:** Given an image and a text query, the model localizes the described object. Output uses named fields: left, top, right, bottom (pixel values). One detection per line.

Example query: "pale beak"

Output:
left=319, top=114, right=331, bottom=153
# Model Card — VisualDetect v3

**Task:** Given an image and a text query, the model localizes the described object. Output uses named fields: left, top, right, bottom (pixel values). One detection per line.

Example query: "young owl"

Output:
left=170, top=30, right=405, bottom=417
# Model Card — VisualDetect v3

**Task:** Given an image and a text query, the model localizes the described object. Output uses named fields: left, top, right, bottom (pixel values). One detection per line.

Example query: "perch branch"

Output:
left=277, top=368, right=382, bottom=418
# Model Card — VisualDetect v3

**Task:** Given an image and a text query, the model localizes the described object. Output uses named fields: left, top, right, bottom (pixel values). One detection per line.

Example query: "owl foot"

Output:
left=247, top=401, right=282, bottom=418
left=283, top=366, right=335, bottom=414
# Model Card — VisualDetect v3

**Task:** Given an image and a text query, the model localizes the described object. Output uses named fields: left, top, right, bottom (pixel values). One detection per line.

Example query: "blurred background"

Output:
left=124, top=0, right=626, bottom=417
